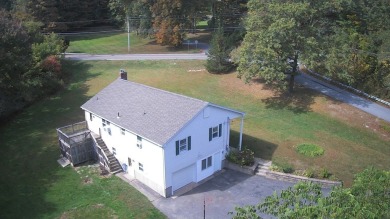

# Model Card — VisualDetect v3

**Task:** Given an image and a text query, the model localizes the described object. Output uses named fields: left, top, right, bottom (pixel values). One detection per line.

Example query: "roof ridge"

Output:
left=118, top=78, right=209, bottom=104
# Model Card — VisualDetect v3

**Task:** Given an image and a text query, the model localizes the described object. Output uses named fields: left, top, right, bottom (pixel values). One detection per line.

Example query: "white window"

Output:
left=201, top=156, right=212, bottom=171
left=137, top=136, right=142, bottom=148
left=212, top=126, right=219, bottom=138
left=175, top=136, right=191, bottom=155
left=121, top=128, right=125, bottom=135
left=128, top=157, right=132, bottom=166
left=138, top=163, right=143, bottom=171
left=209, top=124, right=222, bottom=141
left=112, top=147, right=116, bottom=155
left=102, top=119, right=111, bottom=132
left=179, top=138, right=187, bottom=152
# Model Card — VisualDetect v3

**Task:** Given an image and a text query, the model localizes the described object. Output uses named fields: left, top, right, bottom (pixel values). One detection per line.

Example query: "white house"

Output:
left=81, top=71, right=245, bottom=197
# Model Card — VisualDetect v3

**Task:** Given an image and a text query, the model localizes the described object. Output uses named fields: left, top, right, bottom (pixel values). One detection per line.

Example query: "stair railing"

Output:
left=91, top=134, right=111, bottom=171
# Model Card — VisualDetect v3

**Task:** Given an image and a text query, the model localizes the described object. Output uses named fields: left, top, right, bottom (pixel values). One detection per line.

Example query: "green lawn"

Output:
left=60, top=60, right=388, bottom=186
left=0, top=60, right=165, bottom=219
left=0, top=60, right=389, bottom=218
left=66, top=32, right=206, bottom=54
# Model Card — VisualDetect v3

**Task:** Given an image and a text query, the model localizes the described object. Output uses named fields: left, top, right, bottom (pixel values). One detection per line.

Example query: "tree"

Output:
left=151, top=0, right=206, bottom=47
left=0, top=9, right=32, bottom=92
left=235, top=0, right=336, bottom=92
left=209, top=0, right=247, bottom=30
left=236, top=0, right=390, bottom=95
left=205, top=25, right=235, bottom=73
left=231, top=167, right=390, bottom=218
left=0, top=9, right=66, bottom=119
left=314, top=0, right=390, bottom=99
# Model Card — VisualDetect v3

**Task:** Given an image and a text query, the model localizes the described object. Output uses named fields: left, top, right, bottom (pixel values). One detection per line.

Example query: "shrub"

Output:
left=320, top=168, right=331, bottom=179
left=226, top=148, right=255, bottom=166
left=296, top=143, right=324, bottom=157
left=304, top=169, right=316, bottom=178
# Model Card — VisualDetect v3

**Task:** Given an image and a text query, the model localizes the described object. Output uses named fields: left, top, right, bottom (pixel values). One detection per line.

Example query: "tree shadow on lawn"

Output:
left=0, top=61, right=99, bottom=218
left=256, top=78, right=317, bottom=114
left=230, top=130, right=278, bottom=161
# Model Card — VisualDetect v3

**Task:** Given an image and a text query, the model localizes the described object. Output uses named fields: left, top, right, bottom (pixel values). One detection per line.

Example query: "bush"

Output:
left=296, top=143, right=324, bottom=157
left=304, top=169, right=316, bottom=178
left=226, top=148, right=255, bottom=166
left=320, top=168, right=331, bottom=179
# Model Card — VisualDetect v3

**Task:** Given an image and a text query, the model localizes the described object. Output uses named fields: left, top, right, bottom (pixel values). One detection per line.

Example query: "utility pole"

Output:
left=127, top=13, right=130, bottom=53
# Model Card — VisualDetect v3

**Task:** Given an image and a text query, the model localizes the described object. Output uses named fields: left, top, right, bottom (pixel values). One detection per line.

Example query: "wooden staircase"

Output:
left=95, top=137, right=123, bottom=174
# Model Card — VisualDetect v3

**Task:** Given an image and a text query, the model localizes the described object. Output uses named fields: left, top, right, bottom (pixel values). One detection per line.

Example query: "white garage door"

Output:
left=172, top=164, right=195, bottom=191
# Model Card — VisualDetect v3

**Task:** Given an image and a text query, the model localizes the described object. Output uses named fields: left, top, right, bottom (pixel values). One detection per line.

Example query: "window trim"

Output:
left=175, top=136, right=191, bottom=155
left=137, top=136, right=142, bottom=148
left=209, top=124, right=222, bottom=141
left=201, top=156, right=212, bottom=171
left=179, top=138, right=187, bottom=152
left=112, top=147, right=116, bottom=155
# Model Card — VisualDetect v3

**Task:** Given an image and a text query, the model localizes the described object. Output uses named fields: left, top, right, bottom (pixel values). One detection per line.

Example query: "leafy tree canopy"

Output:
left=235, top=0, right=390, bottom=95
left=231, top=167, right=390, bottom=219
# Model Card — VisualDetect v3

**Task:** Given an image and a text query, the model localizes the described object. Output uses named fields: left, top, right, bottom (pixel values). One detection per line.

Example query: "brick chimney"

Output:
left=120, top=69, right=127, bottom=80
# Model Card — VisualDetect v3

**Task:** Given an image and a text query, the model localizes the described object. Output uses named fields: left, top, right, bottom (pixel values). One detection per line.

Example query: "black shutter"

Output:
left=188, top=136, right=191, bottom=150
left=219, top=124, right=222, bottom=137
left=209, top=128, right=212, bottom=141
left=176, top=140, right=179, bottom=155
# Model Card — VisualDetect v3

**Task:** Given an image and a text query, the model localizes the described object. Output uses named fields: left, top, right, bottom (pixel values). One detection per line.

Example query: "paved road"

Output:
left=65, top=53, right=207, bottom=61
left=296, top=73, right=390, bottom=122
left=65, top=53, right=390, bottom=122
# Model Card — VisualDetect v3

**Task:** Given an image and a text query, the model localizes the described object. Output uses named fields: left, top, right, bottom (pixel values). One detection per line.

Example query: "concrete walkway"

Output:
left=296, top=73, right=390, bottom=122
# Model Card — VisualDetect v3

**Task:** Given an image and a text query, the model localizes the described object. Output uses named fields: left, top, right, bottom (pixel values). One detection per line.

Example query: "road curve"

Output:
left=64, top=52, right=390, bottom=123
left=296, top=73, right=390, bottom=122
left=65, top=53, right=207, bottom=61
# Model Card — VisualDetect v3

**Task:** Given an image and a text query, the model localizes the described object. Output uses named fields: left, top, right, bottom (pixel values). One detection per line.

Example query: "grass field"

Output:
left=0, top=59, right=389, bottom=217
left=66, top=32, right=209, bottom=54
left=60, top=60, right=388, bottom=186
left=0, top=60, right=166, bottom=218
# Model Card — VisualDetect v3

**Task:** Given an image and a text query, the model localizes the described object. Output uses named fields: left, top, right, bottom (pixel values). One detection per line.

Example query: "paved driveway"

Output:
left=152, top=170, right=295, bottom=219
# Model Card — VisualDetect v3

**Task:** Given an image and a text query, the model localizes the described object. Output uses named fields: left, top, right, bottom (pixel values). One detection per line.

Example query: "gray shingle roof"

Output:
left=81, top=79, right=208, bottom=145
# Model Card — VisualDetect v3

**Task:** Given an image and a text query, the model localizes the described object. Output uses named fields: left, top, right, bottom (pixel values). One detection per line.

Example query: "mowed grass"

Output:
left=66, top=32, right=206, bottom=54
left=0, top=60, right=389, bottom=218
left=62, top=60, right=388, bottom=186
left=0, top=61, right=165, bottom=218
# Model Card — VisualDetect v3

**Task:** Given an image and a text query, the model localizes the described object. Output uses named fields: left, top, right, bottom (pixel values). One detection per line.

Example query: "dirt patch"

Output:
left=59, top=204, right=118, bottom=219
left=312, top=98, right=390, bottom=141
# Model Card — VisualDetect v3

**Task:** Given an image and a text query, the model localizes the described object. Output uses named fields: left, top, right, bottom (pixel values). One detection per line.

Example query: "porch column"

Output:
left=239, top=116, right=244, bottom=151
left=226, top=117, right=230, bottom=149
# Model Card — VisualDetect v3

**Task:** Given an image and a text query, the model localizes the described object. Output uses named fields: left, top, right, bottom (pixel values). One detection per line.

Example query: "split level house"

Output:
left=79, top=70, right=245, bottom=197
